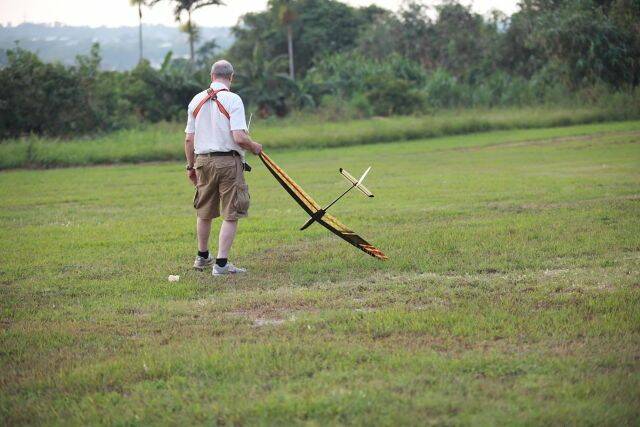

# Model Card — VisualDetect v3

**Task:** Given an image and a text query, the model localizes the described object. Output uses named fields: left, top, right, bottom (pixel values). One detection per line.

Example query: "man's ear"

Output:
left=230, top=74, right=234, bottom=83
left=211, top=74, right=215, bottom=82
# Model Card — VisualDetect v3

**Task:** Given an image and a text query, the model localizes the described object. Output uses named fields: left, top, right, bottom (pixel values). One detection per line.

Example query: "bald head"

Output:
left=211, top=60, right=234, bottom=80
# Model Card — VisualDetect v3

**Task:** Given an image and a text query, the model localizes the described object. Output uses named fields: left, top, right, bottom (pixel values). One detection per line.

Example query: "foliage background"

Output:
left=0, top=0, right=639, bottom=138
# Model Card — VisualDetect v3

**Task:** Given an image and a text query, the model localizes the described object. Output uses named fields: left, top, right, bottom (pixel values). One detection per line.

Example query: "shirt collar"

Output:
left=210, top=81, right=230, bottom=90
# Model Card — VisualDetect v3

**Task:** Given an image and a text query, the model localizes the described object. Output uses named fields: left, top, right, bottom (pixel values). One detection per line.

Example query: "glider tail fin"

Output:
left=340, top=167, right=374, bottom=198
left=300, top=216, right=316, bottom=230
left=300, top=209, right=326, bottom=230
left=358, top=166, right=371, bottom=184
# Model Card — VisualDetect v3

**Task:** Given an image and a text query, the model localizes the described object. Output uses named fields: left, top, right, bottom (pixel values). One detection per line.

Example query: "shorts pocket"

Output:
left=193, top=188, right=199, bottom=208
left=234, top=183, right=250, bottom=215
left=194, top=160, right=206, bottom=186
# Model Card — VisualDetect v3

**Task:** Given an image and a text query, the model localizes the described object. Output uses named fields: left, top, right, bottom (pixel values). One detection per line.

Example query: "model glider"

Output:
left=259, top=152, right=387, bottom=260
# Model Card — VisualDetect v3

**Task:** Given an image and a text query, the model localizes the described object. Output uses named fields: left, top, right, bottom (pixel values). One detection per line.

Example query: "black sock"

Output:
left=216, top=258, right=227, bottom=267
left=198, top=250, right=209, bottom=259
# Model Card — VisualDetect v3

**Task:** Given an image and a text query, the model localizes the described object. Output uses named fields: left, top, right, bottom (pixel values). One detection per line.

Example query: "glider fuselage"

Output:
left=299, top=167, right=374, bottom=231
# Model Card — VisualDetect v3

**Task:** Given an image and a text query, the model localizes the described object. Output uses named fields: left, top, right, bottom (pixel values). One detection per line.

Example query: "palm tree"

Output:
left=271, top=0, right=297, bottom=80
left=153, top=0, right=223, bottom=64
left=130, top=0, right=147, bottom=63
left=180, top=15, right=200, bottom=64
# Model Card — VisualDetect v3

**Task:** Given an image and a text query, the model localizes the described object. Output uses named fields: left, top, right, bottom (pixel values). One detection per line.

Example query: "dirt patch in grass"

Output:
left=253, top=318, right=287, bottom=327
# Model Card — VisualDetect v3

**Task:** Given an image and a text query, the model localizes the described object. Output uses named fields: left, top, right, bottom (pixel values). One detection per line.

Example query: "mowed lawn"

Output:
left=1, top=121, right=639, bottom=425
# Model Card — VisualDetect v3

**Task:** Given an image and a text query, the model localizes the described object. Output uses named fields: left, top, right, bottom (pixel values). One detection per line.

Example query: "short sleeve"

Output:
left=229, top=96, right=248, bottom=131
left=185, top=103, right=195, bottom=134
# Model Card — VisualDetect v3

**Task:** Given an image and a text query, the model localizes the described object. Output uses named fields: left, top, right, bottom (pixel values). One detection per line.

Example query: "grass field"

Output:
left=1, top=106, right=636, bottom=170
left=1, top=121, right=639, bottom=425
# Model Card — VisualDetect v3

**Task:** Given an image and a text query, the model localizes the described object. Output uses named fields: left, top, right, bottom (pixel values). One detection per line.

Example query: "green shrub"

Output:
left=0, top=45, right=205, bottom=138
left=364, top=75, right=425, bottom=116
left=347, top=93, right=374, bottom=118
left=305, top=52, right=428, bottom=110
left=424, top=69, right=466, bottom=108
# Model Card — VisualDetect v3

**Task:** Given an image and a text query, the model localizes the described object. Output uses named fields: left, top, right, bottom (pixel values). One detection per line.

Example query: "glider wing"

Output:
left=316, top=212, right=388, bottom=260
left=259, top=152, right=388, bottom=260
left=259, top=152, right=321, bottom=215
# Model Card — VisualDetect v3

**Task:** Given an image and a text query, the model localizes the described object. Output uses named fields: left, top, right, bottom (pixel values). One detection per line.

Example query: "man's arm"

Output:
left=232, top=130, right=262, bottom=155
left=228, top=95, right=261, bottom=155
left=185, top=133, right=197, bottom=185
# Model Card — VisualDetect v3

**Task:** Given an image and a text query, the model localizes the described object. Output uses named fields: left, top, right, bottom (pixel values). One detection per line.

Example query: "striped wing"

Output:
left=260, top=152, right=388, bottom=260
left=317, top=212, right=388, bottom=260
left=259, top=152, right=321, bottom=215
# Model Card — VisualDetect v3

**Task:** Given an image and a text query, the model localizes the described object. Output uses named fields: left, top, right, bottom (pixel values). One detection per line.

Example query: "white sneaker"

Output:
left=193, top=255, right=214, bottom=271
left=212, top=262, right=247, bottom=275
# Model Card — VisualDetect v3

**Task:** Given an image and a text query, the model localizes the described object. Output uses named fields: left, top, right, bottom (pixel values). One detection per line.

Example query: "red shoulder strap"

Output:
left=192, top=88, right=231, bottom=120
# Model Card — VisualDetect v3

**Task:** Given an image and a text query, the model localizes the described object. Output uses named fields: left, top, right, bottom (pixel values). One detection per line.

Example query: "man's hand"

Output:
left=252, top=142, right=263, bottom=155
left=187, top=169, right=197, bottom=186
left=184, top=133, right=196, bottom=185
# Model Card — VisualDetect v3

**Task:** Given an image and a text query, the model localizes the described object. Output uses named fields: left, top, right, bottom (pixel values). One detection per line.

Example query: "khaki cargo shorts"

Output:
left=193, top=154, right=250, bottom=220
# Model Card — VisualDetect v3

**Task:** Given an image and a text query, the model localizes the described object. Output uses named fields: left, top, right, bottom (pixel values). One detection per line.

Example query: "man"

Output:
left=184, top=60, right=262, bottom=275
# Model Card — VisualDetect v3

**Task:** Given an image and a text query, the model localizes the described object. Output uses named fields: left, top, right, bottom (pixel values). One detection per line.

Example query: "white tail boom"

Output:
left=340, top=167, right=374, bottom=197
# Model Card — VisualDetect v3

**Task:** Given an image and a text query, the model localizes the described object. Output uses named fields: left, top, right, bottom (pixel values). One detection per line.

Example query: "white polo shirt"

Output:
left=185, top=81, right=248, bottom=157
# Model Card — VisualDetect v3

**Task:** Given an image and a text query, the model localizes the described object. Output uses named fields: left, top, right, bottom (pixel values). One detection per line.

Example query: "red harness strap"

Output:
left=192, top=88, right=231, bottom=120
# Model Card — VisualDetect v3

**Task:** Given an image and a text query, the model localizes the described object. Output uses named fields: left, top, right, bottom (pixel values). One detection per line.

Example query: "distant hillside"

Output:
left=0, top=23, right=233, bottom=70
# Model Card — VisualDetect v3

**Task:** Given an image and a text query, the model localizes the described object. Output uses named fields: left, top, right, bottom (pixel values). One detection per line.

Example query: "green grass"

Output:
left=1, top=121, right=639, bottom=425
left=0, top=106, right=634, bottom=170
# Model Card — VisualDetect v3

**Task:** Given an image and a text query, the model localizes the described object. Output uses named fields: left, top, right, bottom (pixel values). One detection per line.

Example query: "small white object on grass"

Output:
left=168, top=275, right=180, bottom=282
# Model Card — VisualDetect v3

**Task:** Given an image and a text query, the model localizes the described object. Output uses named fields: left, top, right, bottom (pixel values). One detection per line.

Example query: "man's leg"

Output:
left=213, top=157, right=248, bottom=274
left=217, top=219, right=238, bottom=259
left=193, top=216, right=214, bottom=270
left=197, top=217, right=212, bottom=252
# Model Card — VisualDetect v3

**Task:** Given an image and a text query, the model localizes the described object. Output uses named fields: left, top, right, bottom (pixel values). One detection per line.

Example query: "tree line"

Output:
left=0, top=0, right=639, bottom=138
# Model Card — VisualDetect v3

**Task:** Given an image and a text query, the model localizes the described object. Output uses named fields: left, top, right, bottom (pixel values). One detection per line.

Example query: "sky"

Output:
left=0, top=0, right=519, bottom=28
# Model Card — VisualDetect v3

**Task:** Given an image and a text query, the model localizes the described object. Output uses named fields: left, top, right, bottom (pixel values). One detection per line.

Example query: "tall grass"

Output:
left=0, top=105, right=637, bottom=170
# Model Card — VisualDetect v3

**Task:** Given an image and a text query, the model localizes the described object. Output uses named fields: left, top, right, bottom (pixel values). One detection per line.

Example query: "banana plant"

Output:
left=235, top=44, right=313, bottom=117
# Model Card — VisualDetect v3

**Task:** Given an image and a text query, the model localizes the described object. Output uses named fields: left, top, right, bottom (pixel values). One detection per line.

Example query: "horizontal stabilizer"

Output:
left=340, top=168, right=374, bottom=197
